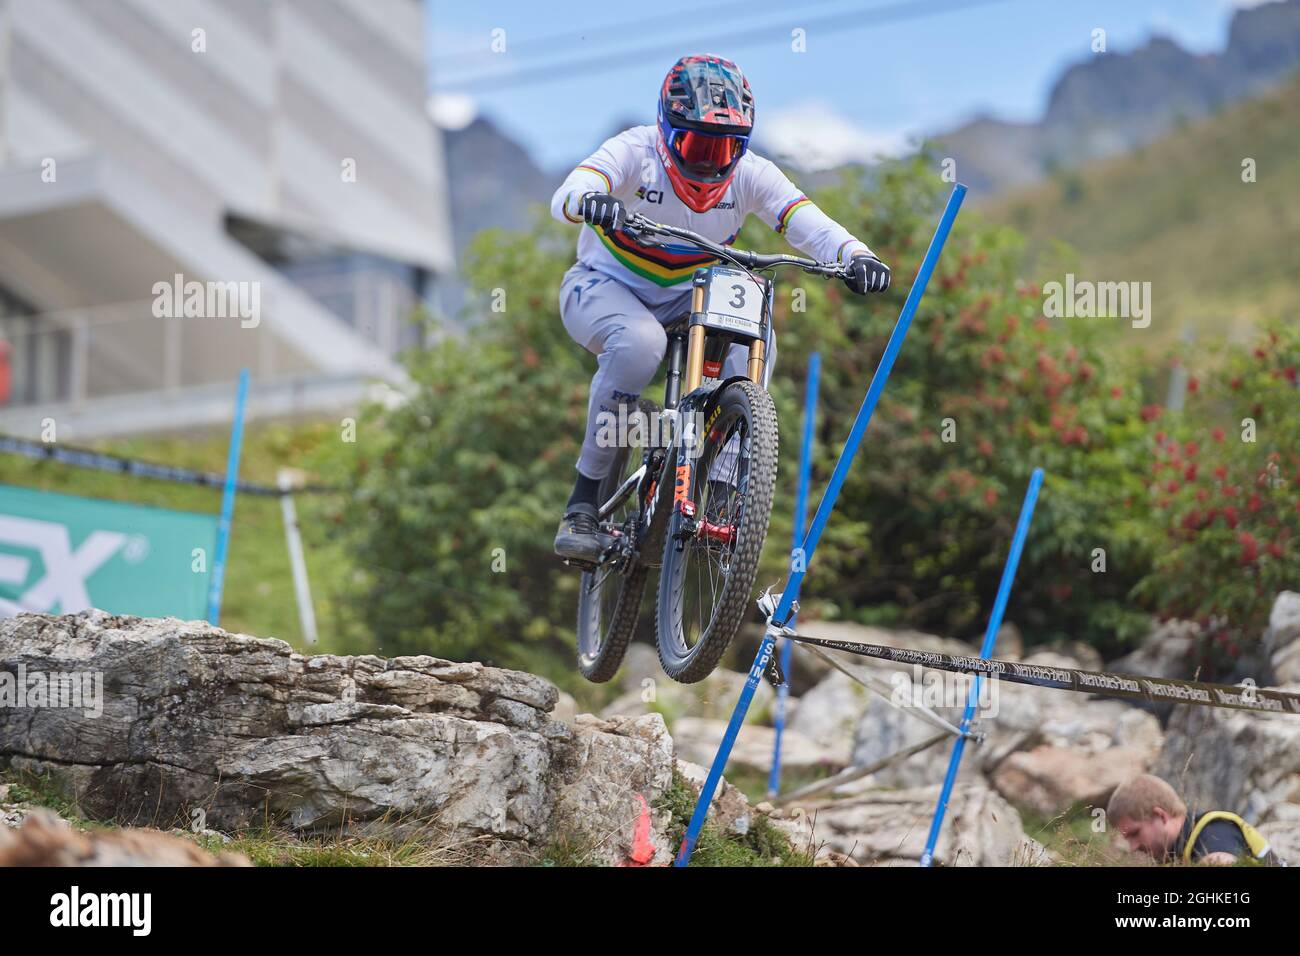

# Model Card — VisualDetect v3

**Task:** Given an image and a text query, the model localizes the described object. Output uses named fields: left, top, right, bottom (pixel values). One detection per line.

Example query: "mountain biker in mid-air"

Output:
left=551, top=54, right=892, bottom=563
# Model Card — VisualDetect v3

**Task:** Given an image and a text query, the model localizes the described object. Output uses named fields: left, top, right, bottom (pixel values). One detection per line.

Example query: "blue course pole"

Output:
left=919, top=466, right=1044, bottom=867
left=206, top=369, right=250, bottom=626
left=767, top=351, right=820, bottom=799
left=675, top=184, right=968, bottom=866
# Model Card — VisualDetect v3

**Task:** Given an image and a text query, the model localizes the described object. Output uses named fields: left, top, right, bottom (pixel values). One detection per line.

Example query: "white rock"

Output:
left=1155, top=683, right=1300, bottom=826
left=802, top=781, right=1049, bottom=866
left=991, top=744, right=1151, bottom=816
left=671, top=716, right=850, bottom=774
left=1259, top=821, right=1300, bottom=865
left=550, top=714, right=676, bottom=865
left=787, top=669, right=868, bottom=757
left=601, top=664, right=773, bottom=727
left=1268, top=592, right=1300, bottom=684
left=0, top=612, right=645, bottom=861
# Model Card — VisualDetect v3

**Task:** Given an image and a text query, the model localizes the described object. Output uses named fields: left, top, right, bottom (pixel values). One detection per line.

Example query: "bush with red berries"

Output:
left=1132, top=322, right=1299, bottom=674
left=762, top=157, right=1158, bottom=655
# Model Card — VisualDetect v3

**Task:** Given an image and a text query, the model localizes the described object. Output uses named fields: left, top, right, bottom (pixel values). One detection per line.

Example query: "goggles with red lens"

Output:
left=667, top=128, right=749, bottom=182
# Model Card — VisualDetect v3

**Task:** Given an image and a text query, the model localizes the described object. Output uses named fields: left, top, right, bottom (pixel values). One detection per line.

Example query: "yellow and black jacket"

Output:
left=1179, top=810, right=1285, bottom=866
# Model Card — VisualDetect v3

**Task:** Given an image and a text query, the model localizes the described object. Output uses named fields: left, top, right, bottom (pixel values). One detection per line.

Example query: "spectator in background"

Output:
left=1107, top=773, right=1284, bottom=866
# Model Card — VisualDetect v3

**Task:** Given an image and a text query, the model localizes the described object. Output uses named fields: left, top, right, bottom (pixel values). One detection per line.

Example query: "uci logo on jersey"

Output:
left=635, top=186, right=664, bottom=204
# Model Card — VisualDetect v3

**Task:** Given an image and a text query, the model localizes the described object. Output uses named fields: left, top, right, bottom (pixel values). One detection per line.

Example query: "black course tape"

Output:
left=0, top=436, right=340, bottom=496
left=789, top=634, right=1300, bottom=716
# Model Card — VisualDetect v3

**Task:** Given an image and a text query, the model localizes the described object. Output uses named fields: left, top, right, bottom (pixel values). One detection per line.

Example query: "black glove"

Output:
left=580, top=192, right=625, bottom=231
left=845, top=253, right=891, bottom=295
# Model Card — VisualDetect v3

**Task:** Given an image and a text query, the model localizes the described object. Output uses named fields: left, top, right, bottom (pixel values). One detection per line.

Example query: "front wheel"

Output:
left=655, top=379, right=778, bottom=683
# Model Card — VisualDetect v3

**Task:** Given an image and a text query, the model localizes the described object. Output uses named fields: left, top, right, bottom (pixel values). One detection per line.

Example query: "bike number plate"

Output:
left=703, top=267, right=766, bottom=338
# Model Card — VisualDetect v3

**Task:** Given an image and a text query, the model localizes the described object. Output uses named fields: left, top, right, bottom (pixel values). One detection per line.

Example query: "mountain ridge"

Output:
left=934, top=0, right=1300, bottom=193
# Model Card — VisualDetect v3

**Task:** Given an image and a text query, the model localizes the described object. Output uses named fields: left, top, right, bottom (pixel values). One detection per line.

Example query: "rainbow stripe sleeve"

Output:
left=562, top=164, right=616, bottom=222
left=575, top=164, right=614, bottom=192
left=775, top=196, right=813, bottom=234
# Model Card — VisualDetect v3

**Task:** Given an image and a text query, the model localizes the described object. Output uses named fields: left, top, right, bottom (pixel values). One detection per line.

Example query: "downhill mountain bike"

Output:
left=571, top=212, right=852, bottom=683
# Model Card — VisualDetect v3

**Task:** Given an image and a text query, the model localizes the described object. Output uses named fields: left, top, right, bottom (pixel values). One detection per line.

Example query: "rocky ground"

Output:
left=2, top=594, right=1297, bottom=866
left=611, top=592, right=1300, bottom=864
left=0, top=611, right=818, bottom=866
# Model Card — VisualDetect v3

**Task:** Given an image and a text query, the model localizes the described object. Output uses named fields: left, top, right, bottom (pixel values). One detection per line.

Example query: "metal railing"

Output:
left=0, top=300, right=277, bottom=411
left=0, top=274, right=425, bottom=412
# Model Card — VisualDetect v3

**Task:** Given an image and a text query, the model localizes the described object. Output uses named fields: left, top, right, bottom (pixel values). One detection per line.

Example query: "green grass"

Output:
left=1017, top=802, right=1128, bottom=866
left=2, top=765, right=811, bottom=867
left=0, top=766, right=512, bottom=866
left=533, top=834, right=604, bottom=867
left=1, top=767, right=86, bottom=823
left=0, top=419, right=361, bottom=654
left=656, top=768, right=815, bottom=866
left=192, top=824, right=499, bottom=867
left=987, top=70, right=1300, bottom=348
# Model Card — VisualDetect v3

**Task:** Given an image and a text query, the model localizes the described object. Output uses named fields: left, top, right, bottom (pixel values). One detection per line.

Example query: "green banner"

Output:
left=0, top=484, right=217, bottom=620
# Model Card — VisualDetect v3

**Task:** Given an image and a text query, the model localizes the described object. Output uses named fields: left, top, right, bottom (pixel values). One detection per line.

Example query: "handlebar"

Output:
left=621, top=212, right=850, bottom=280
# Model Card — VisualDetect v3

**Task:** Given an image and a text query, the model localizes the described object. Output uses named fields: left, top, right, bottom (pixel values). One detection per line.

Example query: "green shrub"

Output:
left=1132, top=322, right=1299, bottom=674
left=762, top=157, right=1156, bottom=655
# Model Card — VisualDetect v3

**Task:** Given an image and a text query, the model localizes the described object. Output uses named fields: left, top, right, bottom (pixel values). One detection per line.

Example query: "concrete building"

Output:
left=0, top=0, right=453, bottom=438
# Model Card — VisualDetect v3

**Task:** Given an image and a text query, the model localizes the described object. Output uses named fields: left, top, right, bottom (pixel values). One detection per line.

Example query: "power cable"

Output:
left=433, top=0, right=1015, bottom=92
left=432, top=0, right=894, bottom=68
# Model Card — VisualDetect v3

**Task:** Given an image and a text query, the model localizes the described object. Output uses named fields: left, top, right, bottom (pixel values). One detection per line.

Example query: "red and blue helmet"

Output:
left=656, top=55, right=754, bottom=212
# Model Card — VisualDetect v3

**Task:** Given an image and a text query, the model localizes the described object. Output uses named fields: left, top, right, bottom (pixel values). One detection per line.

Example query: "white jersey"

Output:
left=550, top=125, right=875, bottom=306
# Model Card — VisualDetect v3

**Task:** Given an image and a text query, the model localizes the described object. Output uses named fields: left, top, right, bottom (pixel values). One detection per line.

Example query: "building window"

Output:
left=226, top=214, right=432, bottom=356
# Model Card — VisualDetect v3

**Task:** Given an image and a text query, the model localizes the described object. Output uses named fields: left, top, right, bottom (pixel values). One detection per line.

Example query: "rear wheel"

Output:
left=576, top=399, right=660, bottom=682
left=655, top=379, right=778, bottom=683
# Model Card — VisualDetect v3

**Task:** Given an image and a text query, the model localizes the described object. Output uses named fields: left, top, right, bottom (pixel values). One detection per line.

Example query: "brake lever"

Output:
left=624, top=229, right=668, bottom=251
left=622, top=214, right=659, bottom=236
left=620, top=218, right=663, bottom=246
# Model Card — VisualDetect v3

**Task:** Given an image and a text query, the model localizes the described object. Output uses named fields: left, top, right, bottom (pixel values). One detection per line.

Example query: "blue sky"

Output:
left=426, top=0, right=1264, bottom=170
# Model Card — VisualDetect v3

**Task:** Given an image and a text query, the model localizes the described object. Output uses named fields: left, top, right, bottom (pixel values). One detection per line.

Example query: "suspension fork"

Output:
left=665, top=329, right=686, bottom=412
left=747, top=338, right=765, bottom=385
left=684, top=280, right=707, bottom=393
left=750, top=281, right=775, bottom=386
left=677, top=273, right=770, bottom=521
